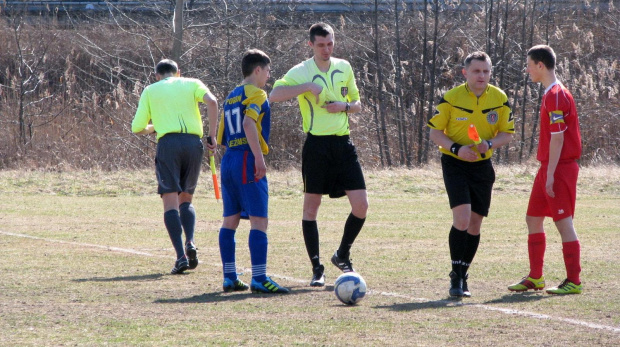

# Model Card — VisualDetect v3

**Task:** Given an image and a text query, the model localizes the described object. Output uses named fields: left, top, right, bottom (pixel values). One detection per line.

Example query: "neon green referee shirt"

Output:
left=273, top=57, right=360, bottom=136
left=132, top=77, right=210, bottom=140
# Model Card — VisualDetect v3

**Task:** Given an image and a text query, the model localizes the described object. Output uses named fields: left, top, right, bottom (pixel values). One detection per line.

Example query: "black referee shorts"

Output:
left=155, top=133, right=204, bottom=195
left=302, top=133, right=366, bottom=198
left=441, top=154, right=495, bottom=216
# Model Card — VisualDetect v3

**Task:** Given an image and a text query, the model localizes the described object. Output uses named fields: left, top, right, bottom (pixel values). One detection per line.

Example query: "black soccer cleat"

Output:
left=449, top=270, right=464, bottom=297
left=310, top=264, right=325, bottom=287
left=462, top=273, right=471, bottom=297
left=331, top=251, right=354, bottom=273
left=185, top=242, right=199, bottom=270
left=171, top=257, right=189, bottom=274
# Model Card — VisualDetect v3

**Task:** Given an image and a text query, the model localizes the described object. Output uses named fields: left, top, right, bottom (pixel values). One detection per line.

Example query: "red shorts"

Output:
left=527, top=160, right=578, bottom=221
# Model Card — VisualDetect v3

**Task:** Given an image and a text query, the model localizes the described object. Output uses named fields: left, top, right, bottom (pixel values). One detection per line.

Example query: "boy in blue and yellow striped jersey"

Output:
left=217, top=49, right=289, bottom=294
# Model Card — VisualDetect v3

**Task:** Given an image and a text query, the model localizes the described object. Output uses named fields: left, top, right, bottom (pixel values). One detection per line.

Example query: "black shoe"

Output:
left=171, top=257, right=189, bottom=274
left=310, top=265, right=325, bottom=287
left=331, top=251, right=354, bottom=273
left=185, top=242, right=198, bottom=269
left=462, top=273, right=471, bottom=297
left=449, top=271, right=464, bottom=297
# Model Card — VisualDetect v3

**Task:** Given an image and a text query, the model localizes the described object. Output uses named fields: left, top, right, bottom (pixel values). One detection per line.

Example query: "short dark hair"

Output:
left=527, top=45, right=556, bottom=70
left=241, top=49, right=271, bottom=77
left=309, top=22, right=334, bottom=43
left=155, top=59, right=178, bottom=75
left=464, top=51, right=492, bottom=68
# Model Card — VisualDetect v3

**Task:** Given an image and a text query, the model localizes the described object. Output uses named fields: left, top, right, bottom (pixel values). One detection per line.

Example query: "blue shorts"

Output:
left=221, top=150, right=268, bottom=218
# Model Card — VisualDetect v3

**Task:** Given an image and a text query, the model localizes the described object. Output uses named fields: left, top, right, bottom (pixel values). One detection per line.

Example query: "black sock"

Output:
left=302, top=220, right=321, bottom=269
left=338, top=213, right=366, bottom=259
left=449, top=226, right=468, bottom=276
left=179, top=202, right=195, bottom=244
left=462, top=233, right=481, bottom=276
left=164, top=209, right=185, bottom=259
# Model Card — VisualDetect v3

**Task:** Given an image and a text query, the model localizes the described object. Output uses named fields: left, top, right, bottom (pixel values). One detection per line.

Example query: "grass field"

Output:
left=1, top=165, right=619, bottom=346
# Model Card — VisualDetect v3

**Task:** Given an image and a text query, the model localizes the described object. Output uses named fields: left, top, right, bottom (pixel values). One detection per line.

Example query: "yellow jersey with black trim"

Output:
left=132, top=77, right=209, bottom=140
left=427, top=83, right=514, bottom=161
left=273, top=57, right=360, bottom=136
left=217, top=84, right=270, bottom=155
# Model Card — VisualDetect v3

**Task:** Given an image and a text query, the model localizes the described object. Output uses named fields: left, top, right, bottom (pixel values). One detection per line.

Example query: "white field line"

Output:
left=2, top=230, right=619, bottom=334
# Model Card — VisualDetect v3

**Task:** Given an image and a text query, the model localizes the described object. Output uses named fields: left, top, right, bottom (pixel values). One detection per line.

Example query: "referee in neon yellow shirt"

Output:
left=270, top=23, right=368, bottom=287
left=132, top=59, right=218, bottom=274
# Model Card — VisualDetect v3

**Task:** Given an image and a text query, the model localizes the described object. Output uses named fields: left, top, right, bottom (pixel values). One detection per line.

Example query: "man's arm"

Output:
left=203, top=91, right=219, bottom=151
left=269, top=83, right=322, bottom=103
left=322, top=99, right=361, bottom=114
left=243, top=116, right=266, bottom=181
left=135, top=124, right=155, bottom=135
left=546, top=132, right=564, bottom=197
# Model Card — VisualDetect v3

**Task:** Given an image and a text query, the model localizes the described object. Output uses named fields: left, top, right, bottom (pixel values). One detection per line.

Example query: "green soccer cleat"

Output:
left=250, top=277, right=290, bottom=294
left=508, top=276, right=545, bottom=292
left=546, top=279, right=582, bottom=295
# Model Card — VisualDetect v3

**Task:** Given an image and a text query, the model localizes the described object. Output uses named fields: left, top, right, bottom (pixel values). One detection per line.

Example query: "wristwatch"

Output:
left=487, top=140, right=493, bottom=149
left=345, top=102, right=350, bottom=112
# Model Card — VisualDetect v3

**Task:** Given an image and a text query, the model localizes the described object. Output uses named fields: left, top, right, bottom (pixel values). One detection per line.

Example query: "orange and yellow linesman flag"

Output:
left=206, top=137, right=221, bottom=202
left=467, top=124, right=486, bottom=158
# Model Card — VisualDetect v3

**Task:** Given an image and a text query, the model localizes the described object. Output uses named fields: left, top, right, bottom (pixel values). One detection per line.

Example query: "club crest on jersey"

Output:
left=341, top=87, right=348, bottom=97
left=486, top=110, right=499, bottom=125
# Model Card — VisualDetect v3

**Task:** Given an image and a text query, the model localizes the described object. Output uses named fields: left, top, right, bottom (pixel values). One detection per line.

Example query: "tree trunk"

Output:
left=171, top=0, right=184, bottom=62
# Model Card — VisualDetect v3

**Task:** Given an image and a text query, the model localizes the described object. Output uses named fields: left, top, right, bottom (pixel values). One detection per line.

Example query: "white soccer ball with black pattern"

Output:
left=334, top=272, right=367, bottom=305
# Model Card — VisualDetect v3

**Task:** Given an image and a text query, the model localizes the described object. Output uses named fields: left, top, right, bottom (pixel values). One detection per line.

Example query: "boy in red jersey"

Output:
left=508, top=45, right=583, bottom=294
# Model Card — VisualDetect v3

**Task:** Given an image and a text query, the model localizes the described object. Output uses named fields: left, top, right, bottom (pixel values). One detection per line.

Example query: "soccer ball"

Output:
left=334, top=272, right=367, bottom=305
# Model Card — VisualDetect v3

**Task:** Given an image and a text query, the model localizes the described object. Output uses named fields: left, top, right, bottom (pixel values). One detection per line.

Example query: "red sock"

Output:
left=562, top=240, right=581, bottom=285
left=528, top=233, right=546, bottom=279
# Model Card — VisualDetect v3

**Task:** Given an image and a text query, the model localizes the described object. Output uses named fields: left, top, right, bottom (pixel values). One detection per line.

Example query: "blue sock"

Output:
left=249, top=229, right=268, bottom=282
left=179, top=202, right=195, bottom=244
left=164, top=210, right=185, bottom=259
left=219, top=228, right=237, bottom=281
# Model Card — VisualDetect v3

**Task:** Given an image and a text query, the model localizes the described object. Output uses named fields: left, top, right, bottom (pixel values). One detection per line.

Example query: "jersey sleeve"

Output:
left=427, top=96, right=451, bottom=130
left=545, top=87, right=570, bottom=134
left=273, top=63, right=305, bottom=88
left=345, top=63, right=360, bottom=102
left=216, top=110, right=226, bottom=146
left=131, top=88, right=151, bottom=133
left=243, top=87, right=268, bottom=121
left=497, top=96, right=515, bottom=134
left=193, top=79, right=210, bottom=103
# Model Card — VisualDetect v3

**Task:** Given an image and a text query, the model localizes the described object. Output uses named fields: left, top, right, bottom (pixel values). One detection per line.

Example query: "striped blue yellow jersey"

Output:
left=217, top=84, right=271, bottom=155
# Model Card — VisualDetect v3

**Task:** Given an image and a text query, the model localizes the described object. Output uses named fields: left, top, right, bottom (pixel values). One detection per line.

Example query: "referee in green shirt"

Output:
left=270, top=23, right=368, bottom=287
left=132, top=59, right=218, bottom=274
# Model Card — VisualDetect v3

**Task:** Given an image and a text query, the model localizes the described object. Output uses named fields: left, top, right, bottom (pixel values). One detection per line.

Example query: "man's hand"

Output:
left=546, top=176, right=555, bottom=198
left=457, top=144, right=478, bottom=162
left=206, top=136, right=217, bottom=152
left=254, top=157, right=267, bottom=181
left=321, top=101, right=347, bottom=113
left=307, top=83, right=323, bottom=104
left=475, top=140, right=490, bottom=157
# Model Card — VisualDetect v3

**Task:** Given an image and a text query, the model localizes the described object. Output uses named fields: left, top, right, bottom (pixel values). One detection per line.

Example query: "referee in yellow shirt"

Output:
left=132, top=59, right=218, bottom=274
left=270, top=22, right=368, bottom=287
left=428, top=51, right=514, bottom=297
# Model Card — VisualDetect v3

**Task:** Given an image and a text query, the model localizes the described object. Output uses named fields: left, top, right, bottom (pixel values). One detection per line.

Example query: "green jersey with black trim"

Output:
left=273, top=57, right=360, bottom=136
left=427, top=83, right=514, bottom=161
left=132, top=77, right=210, bottom=140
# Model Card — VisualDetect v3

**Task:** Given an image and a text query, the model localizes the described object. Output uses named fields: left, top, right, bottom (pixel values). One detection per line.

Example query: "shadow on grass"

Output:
left=374, top=297, right=467, bottom=312
left=154, top=286, right=322, bottom=304
left=375, top=292, right=550, bottom=312
left=483, top=292, right=550, bottom=304
left=73, top=273, right=165, bottom=282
